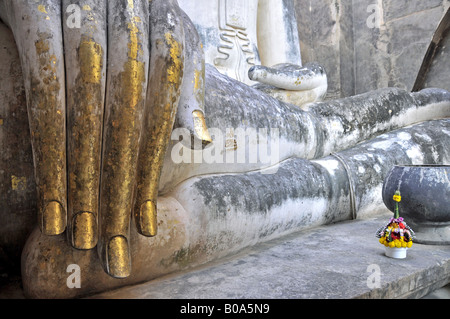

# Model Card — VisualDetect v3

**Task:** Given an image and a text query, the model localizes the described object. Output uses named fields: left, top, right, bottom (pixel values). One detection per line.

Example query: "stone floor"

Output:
left=86, top=212, right=450, bottom=299
left=1, top=212, right=449, bottom=299
left=422, top=283, right=450, bottom=299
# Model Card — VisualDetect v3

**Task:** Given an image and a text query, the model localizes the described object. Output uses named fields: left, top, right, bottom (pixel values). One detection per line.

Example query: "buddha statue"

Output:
left=0, top=0, right=449, bottom=298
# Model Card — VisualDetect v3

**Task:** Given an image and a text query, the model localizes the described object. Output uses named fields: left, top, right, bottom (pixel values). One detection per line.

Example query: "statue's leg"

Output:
left=0, top=0, right=67, bottom=235
left=63, top=0, right=107, bottom=250
left=159, top=65, right=450, bottom=193
left=132, top=0, right=184, bottom=239
left=204, top=65, right=450, bottom=161
left=21, top=118, right=450, bottom=298
left=97, top=0, right=150, bottom=279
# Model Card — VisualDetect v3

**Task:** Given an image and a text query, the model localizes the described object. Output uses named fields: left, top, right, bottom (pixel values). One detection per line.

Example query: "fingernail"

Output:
left=139, top=201, right=157, bottom=237
left=192, top=110, right=212, bottom=145
left=42, top=201, right=66, bottom=235
left=107, top=236, right=130, bottom=278
left=72, top=212, right=97, bottom=250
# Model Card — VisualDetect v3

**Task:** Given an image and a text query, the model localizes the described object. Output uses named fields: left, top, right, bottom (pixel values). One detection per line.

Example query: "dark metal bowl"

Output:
left=382, top=165, right=450, bottom=245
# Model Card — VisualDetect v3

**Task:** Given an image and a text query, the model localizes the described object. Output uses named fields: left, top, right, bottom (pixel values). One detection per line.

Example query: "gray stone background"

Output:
left=294, top=0, right=449, bottom=99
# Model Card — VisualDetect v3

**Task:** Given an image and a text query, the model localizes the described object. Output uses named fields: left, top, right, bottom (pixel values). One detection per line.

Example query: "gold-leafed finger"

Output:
left=63, top=0, right=107, bottom=250
left=72, top=212, right=98, bottom=250
left=2, top=1, right=68, bottom=236
left=98, top=0, right=149, bottom=278
left=134, top=0, right=185, bottom=237
left=107, top=235, right=131, bottom=278
left=138, top=201, right=157, bottom=237
left=42, top=201, right=66, bottom=236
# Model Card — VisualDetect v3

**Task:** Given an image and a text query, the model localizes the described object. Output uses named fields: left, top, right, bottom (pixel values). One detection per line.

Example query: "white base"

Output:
left=385, top=247, right=408, bottom=259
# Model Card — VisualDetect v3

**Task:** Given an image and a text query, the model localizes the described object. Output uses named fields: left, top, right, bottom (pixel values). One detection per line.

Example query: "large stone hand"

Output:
left=0, top=0, right=188, bottom=278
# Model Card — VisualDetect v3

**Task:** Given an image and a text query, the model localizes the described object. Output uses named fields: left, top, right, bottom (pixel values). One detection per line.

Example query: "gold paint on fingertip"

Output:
left=139, top=201, right=157, bottom=237
left=193, top=110, right=212, bottom=145
left=107, top=236, right=131, bottom=278
left=42, top=201, right=66, bottom=235
left=72, top=212, right=97, bottom=250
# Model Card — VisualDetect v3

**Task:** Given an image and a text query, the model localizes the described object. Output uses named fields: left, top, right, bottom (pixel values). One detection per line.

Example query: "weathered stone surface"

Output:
left=0, top=21, right=36, bottom=274
left=338, top=118, right=450, bottom=218
left=21, top=118, right=450, bottom=298
left=385, top=6, right=446, bottom=91
left=178, top=0, right=303, bottom=86
left=21, top=197, right=191, bottom=299
left=256, top=0, right=302, bottom=67
left=382, top=0, right=444, bottom=21
left=296, top=0, right=449, bottom=97
left=296, top=0, right=348, bottom=99
left=423, top=22, right=450, bottom=92
left=89, top=213, right=450, bottom=299
left=178, top=0, right=260, bottom=85
left=352, top=0, right=449, bottom=93
left=160, top=65, right=450, bottom=193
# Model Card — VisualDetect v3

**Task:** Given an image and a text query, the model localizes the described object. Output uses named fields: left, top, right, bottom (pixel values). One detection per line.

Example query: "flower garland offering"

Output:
left=376, top=191, right=415, bottom=249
